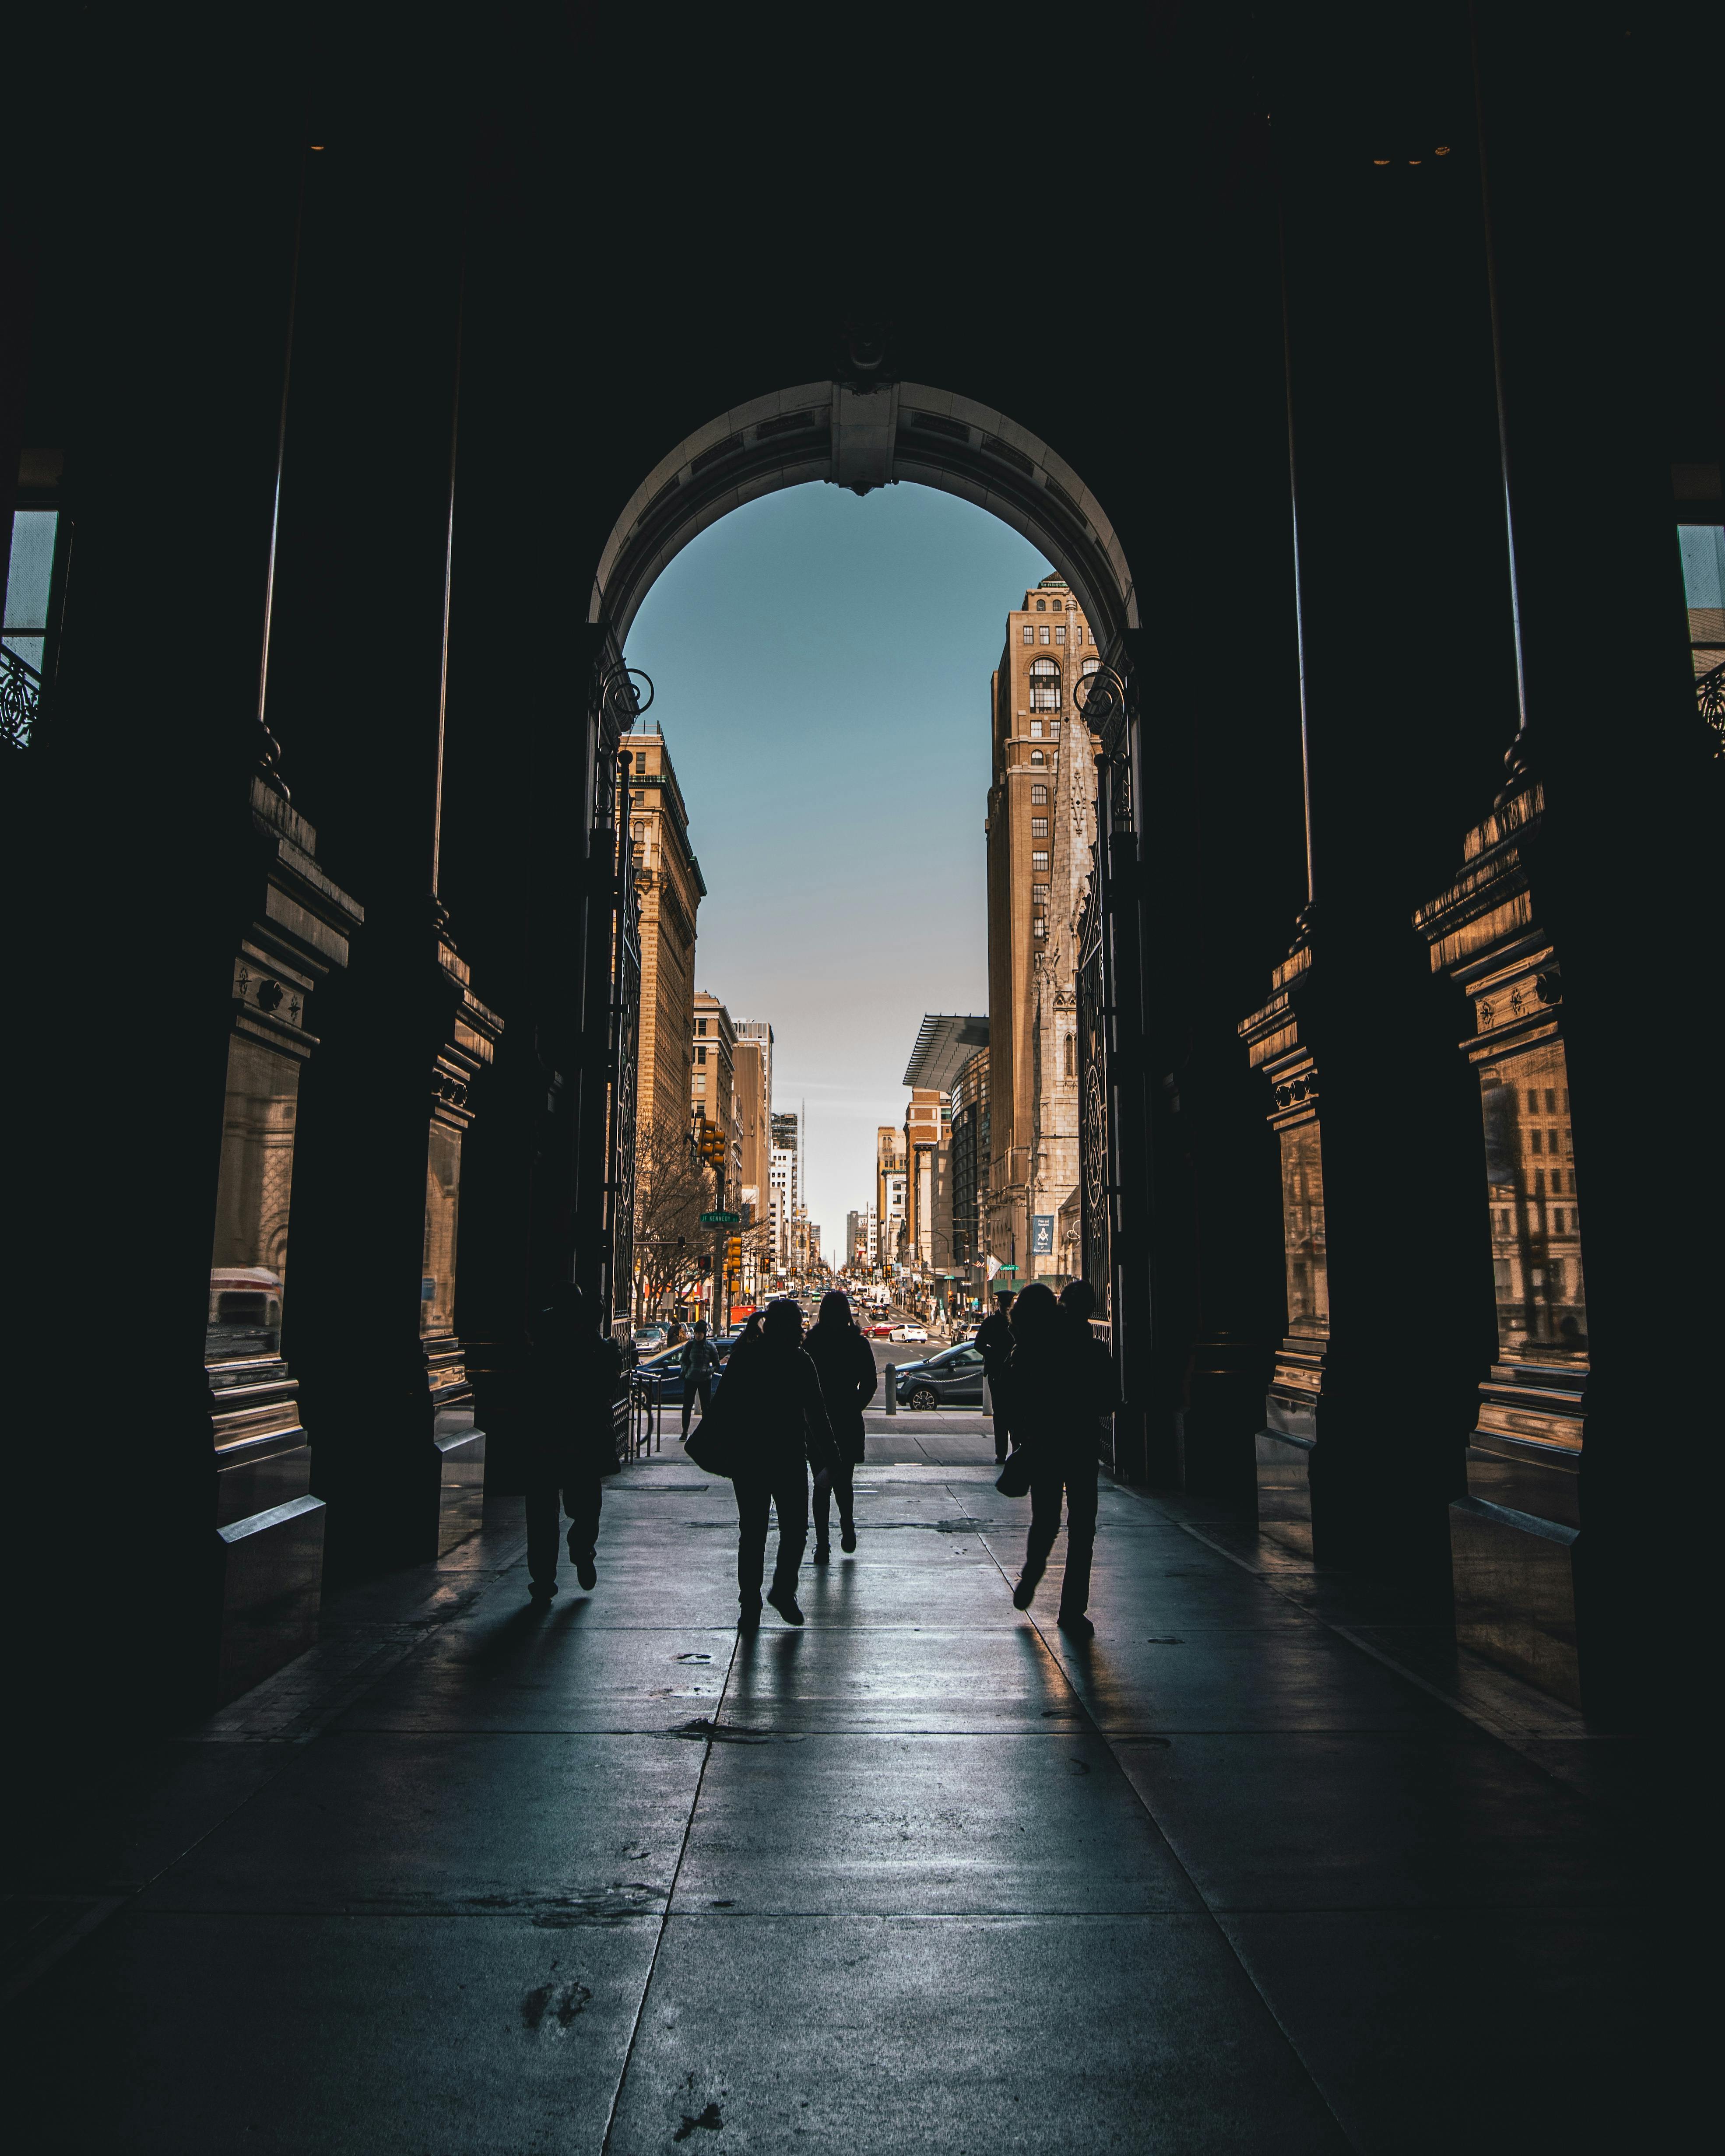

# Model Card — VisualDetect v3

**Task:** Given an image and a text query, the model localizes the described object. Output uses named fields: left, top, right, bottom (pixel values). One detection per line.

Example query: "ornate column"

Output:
left=1412, top=784, right=1584, bottom=1699
left=1234, top=28, right=1517, bottom=1574
left=208, top=780, right=361, bottom=1700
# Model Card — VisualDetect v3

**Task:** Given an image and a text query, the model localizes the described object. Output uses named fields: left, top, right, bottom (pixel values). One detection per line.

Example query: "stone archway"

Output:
left=588, top=379, right=1139, bottom=660
left=578, top=388, right=1148, bottom=1447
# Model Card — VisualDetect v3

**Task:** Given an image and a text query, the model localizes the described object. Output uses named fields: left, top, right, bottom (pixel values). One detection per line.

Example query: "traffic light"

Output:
left=696, top=1119, right=726, bottom=1171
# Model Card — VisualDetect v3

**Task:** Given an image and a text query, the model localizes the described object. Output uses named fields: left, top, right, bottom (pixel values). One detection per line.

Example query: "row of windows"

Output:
left=1494, top=1256, right=1575, bottom=1294
left=1495, top=1206, right=1577, bottom=1236
left=1022, top=622, right=1090, bottom=646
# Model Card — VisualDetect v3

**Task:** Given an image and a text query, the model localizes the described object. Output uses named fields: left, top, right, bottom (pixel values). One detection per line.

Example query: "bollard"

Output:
left=884, top=1362, right=896, bottom=1415
left=981, top=1373, right=992, bottom=1415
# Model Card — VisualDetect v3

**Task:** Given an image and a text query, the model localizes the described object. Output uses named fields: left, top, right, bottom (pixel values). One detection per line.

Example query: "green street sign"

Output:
left=700, top=1210, right=740, bottom=1227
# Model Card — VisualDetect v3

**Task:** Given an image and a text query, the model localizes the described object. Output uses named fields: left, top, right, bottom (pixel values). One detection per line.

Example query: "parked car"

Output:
left=894, top=1342, right=987, bottom=1409
left=632, top=1324, right=668, bottom=1352
left=632, top=1331, right=743, bottom=1406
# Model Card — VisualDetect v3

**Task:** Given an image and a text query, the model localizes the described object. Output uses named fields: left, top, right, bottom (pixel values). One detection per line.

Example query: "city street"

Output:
left=11, top=1428, right=1647, bottom=2154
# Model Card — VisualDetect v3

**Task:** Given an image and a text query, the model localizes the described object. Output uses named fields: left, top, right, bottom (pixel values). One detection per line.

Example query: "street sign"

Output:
left=700, top=1210, right=740, bottom=1227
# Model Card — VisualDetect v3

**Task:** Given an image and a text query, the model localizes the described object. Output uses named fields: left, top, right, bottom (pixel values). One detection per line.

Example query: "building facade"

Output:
left=984, top=575, right=1096, bottom=1290
left=875, top=1125, right=907, bottom=1277
left=729, top=1019, right=773, bottom=1303
left=625, top=724, right=704, bottom=1136
left=949, top=1046, right=990, bottom=1307
left=904, top=1085, right=952, bottom=1293
left=692, top=993, right=740, bottom=1195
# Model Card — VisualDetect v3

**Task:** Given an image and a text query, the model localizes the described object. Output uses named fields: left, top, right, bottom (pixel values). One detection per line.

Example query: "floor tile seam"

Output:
left=1165, top=1517, right=1602, bottom=1784
left=599, top=1626, right=742, bottom=2156
left=323, top=1719, right=1504, bottom=1738
left=960, top=1496, right=1366, bottom=2153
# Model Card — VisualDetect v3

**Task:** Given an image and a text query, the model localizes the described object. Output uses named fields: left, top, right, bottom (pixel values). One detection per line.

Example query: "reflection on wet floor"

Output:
left=9, top=1424, right=1649, bottom=2155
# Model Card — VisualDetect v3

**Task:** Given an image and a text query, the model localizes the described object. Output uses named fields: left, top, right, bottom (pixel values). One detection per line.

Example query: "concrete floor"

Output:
left=9, top=1421, right=1658, bottom=2153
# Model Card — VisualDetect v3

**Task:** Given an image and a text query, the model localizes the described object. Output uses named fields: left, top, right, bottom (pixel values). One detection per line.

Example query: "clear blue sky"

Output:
left=624, top=482, right=1054, bottom=1254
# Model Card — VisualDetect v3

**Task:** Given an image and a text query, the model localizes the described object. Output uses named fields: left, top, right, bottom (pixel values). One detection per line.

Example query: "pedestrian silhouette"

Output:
left=976, top=1288, right=1017, bottom=1463
left=523, top=1282, right=625, bottom=1604
left=1002, top=1279, right=1114, bottom=1636
left=680, top=1318, right=721, bottom=1438
left=717, top=1297, right=837, bottom=1627
left=804, top=1289, right=878, bottom=1561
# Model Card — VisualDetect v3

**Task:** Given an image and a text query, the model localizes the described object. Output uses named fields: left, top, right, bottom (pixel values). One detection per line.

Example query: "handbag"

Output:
left=995, top=1443, right=1037, bottom=1498
left=683, top=1372, right=742, bottom=1478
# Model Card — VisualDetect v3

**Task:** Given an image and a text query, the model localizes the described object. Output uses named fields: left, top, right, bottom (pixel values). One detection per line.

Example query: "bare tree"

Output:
left=630, top=1120, right=715, bottom=1324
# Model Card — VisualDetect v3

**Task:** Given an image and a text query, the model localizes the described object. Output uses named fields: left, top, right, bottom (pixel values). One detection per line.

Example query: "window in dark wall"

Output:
left=2, top=508, right=61, bottom=750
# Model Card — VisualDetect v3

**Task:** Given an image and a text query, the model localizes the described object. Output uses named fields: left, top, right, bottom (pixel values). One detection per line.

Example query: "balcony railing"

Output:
left=2, top=642, right=42, bottom=751
left=1697, top=658, right=1725, bottom=752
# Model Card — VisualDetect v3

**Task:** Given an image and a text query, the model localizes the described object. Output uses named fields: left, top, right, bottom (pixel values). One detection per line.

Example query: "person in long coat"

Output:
left=975, top=1289, right=1017, bottom=1463
left=804, top=1289, right=878, bottom=1560
left=523, top=1282, right=625, bottom=1605
left=1002, top=1280, right=1115, bottom=1636
left=719, top=1297, right=836, bottom=1627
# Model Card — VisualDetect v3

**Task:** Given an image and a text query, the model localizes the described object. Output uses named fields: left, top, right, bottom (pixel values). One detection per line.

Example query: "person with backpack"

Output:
left=523, top=1281, right=625, bottom=1605
left=679, top=1317, right=722, bottom=1438
left=803, top=1288, right=878, bottom=1562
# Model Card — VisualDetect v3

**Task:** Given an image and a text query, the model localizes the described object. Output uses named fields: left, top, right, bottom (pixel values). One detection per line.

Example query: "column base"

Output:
left=434, top=1415, right=486, bottom=1555
left=1449, top=1493, right=1581, bottom=1709
left=214, top=1493, right=325, bottom=1705
left=1254, top=1428, right=1314, bottom=1556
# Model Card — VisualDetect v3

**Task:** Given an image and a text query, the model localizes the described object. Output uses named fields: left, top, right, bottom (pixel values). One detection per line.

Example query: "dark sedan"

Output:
left=893, top=1342, right=987, bottom=1410
left=634, top=1333, right=743, bottom=1406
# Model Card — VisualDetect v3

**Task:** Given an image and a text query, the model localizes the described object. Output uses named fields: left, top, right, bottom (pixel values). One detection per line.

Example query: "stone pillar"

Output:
left=1236, top=27, right=1518, bottom=1575
left=1412, top=787, right=1584, bottom=1698
left=1401, top=13, right=1718, bottom=1717
left=208, top=783, right=362, bottom=1699
left=270, top=126, right=508, bottom=1571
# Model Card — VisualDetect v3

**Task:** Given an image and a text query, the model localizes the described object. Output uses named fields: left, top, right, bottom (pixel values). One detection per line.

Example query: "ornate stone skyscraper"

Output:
left=984, top=574, right=1097, bottom=1289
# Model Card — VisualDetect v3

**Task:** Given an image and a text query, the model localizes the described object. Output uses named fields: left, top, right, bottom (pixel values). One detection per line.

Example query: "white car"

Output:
left=892, top=1323, right=929, bottom=1343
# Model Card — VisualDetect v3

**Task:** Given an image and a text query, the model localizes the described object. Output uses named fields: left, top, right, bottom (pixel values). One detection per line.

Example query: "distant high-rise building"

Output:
left=733, top=1020, right=773, bottom=1227
left=770, top=1110, right=799, bottom=1268
left=985, top=573, right=1096, bottom=1288
left=949, top=1046, right=990, bottom=1299
left=732, top=1019, right=774, bottom=1301
left=901, top=1016, right=986, bottom=1311
left=625, top=725, right=705, bottom=1136
left=875, top=1124, right=907, bottom=1274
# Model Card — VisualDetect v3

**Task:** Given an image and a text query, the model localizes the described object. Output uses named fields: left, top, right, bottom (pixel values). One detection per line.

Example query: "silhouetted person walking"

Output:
left=1004, top=1280, right=1114, bottom=1636
left=524, top=1282, right=625, bottom=1605
left=680, top=1318, right=720, bottom=1438
left=805, top=1289, right=877, bottom=1560
left=719, top=1297, right=836, bottom=1627
left=976, top=1289, right=1017, bottom=1462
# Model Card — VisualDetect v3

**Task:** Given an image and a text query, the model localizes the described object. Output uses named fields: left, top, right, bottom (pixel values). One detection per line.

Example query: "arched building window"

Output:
left=1030, top=749, right=1045, bottom=765
left=1029, top=657, right=1060, bottom=710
